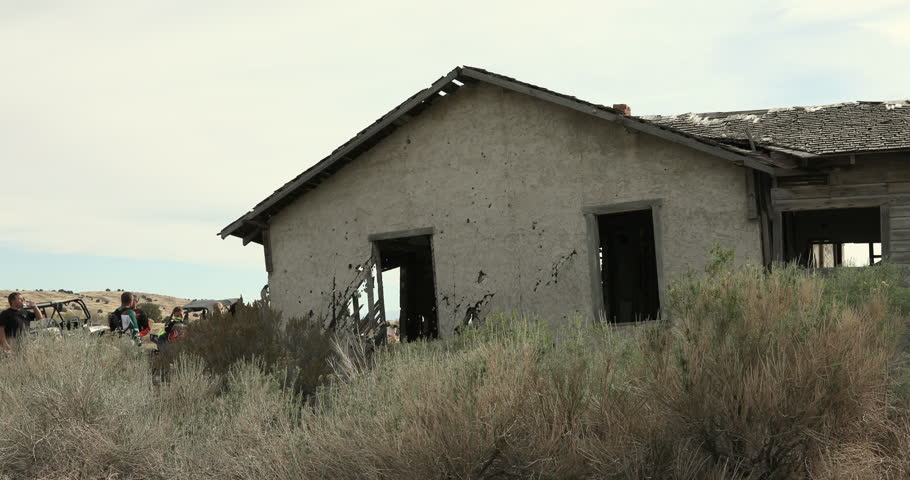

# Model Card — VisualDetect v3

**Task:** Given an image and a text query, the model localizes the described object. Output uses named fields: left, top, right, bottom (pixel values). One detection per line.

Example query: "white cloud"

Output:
left=862, top=16, right=910, bottom=45
left=776, top=0, right=905, bottom=21
left=1, top=0, right=908, bottom=271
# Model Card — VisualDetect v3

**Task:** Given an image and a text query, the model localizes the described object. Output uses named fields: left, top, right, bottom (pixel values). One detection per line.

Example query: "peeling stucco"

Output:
left=266, top=82, right=762, bottom=335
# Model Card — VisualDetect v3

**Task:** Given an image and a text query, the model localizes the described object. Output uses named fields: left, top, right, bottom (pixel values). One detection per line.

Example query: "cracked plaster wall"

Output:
left=267, top=83, right=761, bottom=334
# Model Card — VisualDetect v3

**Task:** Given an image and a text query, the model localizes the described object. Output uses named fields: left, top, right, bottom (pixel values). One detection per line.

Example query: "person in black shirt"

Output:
left=1, top=292, right=44, bottom=352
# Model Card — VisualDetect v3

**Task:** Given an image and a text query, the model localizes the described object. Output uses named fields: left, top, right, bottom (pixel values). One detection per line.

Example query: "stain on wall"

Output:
left=267, top=82, right=761, bottom=335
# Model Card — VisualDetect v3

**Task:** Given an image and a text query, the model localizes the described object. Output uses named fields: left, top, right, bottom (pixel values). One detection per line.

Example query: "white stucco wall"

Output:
left=266, top=83, right=762, bottom=333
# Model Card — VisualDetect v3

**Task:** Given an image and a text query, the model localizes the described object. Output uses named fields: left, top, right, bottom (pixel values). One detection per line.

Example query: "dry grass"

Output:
left=2, top=262, right=910, bottom=479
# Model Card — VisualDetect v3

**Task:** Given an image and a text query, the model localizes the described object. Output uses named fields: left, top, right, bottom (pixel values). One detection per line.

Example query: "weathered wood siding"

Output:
left=770, top=151, right=910, bottom=265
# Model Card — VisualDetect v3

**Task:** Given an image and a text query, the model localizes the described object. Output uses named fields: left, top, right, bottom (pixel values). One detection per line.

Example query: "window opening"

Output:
left=374, top=234, right=438, bottom=341
left=595, top=209, right=660, bottom=323
left=782, top=207, right=881, bottom=268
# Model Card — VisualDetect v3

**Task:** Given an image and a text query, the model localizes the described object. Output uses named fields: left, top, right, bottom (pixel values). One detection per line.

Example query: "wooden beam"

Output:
left=365, top=268, right=376, bottom=328
left=245, top=219, right=268, bottom=229
left=745, top=170, right=758, bottom=220
left=373, top=242, right=387, bottom=345
left=806, top=155, right=856, bottom=169
left=368, top=227, right=435, bottom=242
left=262, top=230, right=274, bottom=273
left=351, top=292, right=361, bottom=326
left=891, top=229, right=910, bottom=242
left=760, top=209, right=772, bottom=266
left=882, top=204, right=892, bottom=260
left=585, top=213, right=604, bottom=323
left=582, top=199, right=663, bottom=216
left=771, top=183, right=889, bottom=201
left=772, top=210, right=784, bottom=262
left=774, top=197, right=905, bottom=212
left=650, top=203, right=667, bottom=317
left=242, top=229, right=261, bottom=246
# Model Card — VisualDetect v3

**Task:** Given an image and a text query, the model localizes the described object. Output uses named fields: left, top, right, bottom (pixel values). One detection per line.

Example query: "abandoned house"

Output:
left=220, top=66, right=910, bottom=339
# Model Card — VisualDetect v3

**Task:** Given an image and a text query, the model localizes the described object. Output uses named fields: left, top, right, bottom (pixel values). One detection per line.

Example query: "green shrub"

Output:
left=3, top=261, right=910, bottom=479
left=154, top=301, right=335, bottom=397
left=137, top=302, right=162, bottom=322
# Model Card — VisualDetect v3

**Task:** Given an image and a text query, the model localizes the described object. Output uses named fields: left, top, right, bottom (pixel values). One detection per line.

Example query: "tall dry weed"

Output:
left=2, top=261, right=910, bottom=479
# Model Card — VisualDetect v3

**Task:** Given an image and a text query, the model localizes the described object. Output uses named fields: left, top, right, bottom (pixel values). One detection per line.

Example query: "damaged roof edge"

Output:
left=218, top=67, right=464, bottom=241
left=220, top=66, right=775, bottom=241
left=459, top=68, right=776, bottom=175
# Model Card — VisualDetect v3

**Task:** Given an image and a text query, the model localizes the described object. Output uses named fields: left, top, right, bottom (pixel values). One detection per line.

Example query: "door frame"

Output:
left=583, top=199, right=665, bottom=323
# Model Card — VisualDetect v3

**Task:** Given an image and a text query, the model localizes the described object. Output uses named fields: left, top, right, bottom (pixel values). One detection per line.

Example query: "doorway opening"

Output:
left=596, top=209, right=660, bottom=323
left=374, top=234, right=439, bottom=341
left=782, top=207, right=882, bottom=267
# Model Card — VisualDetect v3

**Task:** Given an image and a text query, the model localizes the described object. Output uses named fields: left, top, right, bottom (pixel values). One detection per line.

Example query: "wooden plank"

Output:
left=888, top=238, right=910, bottom=249
left=888, top=251, right=910, bottom=264
left=889, top=229, right=910, bottom=242
left=758, top=173, right=774, bottom=266
left=806, top=156, right=855, bottom=169
left=368, top=227, right=435, bottom=242
left=882, top=204, right=891, bottom=260
left=582, top=199, right=663, bottom=216
left=399, top=266, right=408, bottom=338
left=585, top=214, right=604, bottom=323
left=351, top=292, right=361, bottom=325
left=888, top=245, right=910, bottom=256
left=651, top=203, right=667, bottom=317
left=888, top=182, right=910, bottom=194
left=891, top=205, right=910, bottom=218
left=745, top=170, right=758, bottom=220
left=771, top=183, right=889, bottom=201
left=760, top=209, right=772, bottom=266
left=262, top=230, right=274, bottom=273
left=372, top=242, right=387, bottom=345
left=774, top=197, right=896, bottom=212
left=772, top=210, right=783, bottom=262
left=891, top=216, right=910, bottom=230
left=365, top=265, right=375, bottom=329
left=242, top=229, right=261, bottom=246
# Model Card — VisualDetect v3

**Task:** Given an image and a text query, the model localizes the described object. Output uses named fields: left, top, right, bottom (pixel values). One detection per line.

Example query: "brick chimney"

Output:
left=612, top=104, right=631, bottom=116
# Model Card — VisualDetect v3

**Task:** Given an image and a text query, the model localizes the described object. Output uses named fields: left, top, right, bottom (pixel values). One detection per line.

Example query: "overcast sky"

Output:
left=2, top=0, right=909, bottom=300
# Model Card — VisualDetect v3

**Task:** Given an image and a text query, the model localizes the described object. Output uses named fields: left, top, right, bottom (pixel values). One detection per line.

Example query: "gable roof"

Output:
left=644, top=101, right=910, bottom=158
left=220, top=66, right=777, bottom=244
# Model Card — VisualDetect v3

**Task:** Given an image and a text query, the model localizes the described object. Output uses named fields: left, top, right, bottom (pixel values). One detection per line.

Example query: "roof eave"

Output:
left=219, top=67, right=465, bottom=240
left=220, top=66, right=776, bottom=241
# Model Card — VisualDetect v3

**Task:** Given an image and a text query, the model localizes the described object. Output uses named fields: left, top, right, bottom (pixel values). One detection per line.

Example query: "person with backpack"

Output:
left=110, top=292, right=142, bottom=346
left=133, top=307, right=151, bottom=338
left=152, top=306, right=186, bottom=347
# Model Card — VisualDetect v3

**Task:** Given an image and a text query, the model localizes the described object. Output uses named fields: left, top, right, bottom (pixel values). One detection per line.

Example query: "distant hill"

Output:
left=0, top=289, right=191, bottom=323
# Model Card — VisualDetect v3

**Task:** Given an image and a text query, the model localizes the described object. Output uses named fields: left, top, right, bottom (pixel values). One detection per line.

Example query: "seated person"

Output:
left=152, top=307, right=186, bottom=346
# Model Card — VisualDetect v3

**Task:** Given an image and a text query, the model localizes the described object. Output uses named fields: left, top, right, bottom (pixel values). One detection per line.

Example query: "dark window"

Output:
left=596, top=209, right=660, bottom=323
left=782, top=207, right=881, bottom=267
left=374, top=234, right=438, bottom=341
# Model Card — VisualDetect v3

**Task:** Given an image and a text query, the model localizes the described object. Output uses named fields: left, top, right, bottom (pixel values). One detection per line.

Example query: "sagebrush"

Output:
left=2, top=263, right=910, bottom=479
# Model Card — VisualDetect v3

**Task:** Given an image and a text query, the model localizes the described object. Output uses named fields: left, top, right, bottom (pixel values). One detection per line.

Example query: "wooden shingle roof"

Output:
left=645, top=101, right=910, bottom=157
